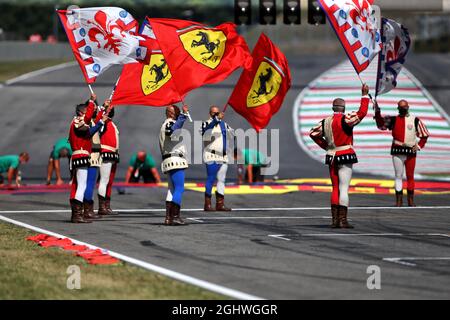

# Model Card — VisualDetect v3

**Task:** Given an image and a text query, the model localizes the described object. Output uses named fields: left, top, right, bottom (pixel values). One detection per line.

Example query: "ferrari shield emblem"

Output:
left=246, top=61, right=282, bottom=108
left=141, top=54, right=172, bottom=95
left=179, top=29, right=226, bottom=69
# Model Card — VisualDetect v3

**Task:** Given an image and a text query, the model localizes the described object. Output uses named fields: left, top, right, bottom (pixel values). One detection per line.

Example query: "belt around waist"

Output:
left=393, top=140, right=415, bottom=147
left=163, top=153, right=184, bottom=160
left=101, top=145, right=118, bottom=153
left=72, top=150, right=89, bottom=156
left=326, top=145, right=352, bottom=155
left=207, top=149, right=227, bottom=156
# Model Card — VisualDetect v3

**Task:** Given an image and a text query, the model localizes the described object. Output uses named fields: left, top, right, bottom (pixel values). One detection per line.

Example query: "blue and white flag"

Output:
left=375, top=18, right=411, bottom=96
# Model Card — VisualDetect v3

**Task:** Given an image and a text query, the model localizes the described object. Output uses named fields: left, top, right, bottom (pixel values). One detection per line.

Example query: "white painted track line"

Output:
left=189, top=216, right=330, bottom=220
left=383, top=257, right=450, bottom=267
left=1, top=205, right=450, bottom=214
left=299, top=233, right=450, bottom=237
left=268, top=235, right=292, bottom=241
left=267, top=233, right=450, bottom=241
left=0, top=214, right=263, bottom=300
left=3, top=62, right=77, bottom=85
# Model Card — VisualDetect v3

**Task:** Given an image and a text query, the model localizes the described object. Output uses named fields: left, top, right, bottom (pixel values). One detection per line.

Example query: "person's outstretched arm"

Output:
left=345, top=84, right=370, bottom=127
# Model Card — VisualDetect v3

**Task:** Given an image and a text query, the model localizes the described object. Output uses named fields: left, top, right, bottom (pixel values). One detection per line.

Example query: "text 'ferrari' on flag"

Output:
left=318, top=0, right=382, bottom=74
left=227, top=33, right=291, bottom=132
left=57, top=7, right=150, bottom=84
left=148, top=18, right=252, bottom=94
left=375, top=18, right=411, bottom=97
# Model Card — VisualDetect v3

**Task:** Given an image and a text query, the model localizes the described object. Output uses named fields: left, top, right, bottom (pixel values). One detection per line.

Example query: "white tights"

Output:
left=392, top=155, right=407, bottom=192
left=98, top=162, right=112, bottom=197
left=74, top=168, right=88, bottom=202
left=338, top=164, right=353, bottom=207
left=216, top=164, right=228, bottom=195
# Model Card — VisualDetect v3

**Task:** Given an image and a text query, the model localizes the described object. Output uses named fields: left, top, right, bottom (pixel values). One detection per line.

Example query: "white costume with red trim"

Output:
left=310, top=96, right=369, bottom=206
left=375, top=111, right=429, bottom=193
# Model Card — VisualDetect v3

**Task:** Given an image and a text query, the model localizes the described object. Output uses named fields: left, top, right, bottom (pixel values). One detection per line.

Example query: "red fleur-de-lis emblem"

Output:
left=87, top=11, right=123, bottom=55
left=386, top=37, right=401, bottom=62
left=345, top=0, right=377, bottom=42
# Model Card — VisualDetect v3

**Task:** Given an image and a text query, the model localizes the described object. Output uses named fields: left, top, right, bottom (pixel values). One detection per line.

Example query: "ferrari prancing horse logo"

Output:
left=179, top=29, right=227, bottom=69
left=247, top=61, right=283, bottom=108
left=141, top=54, right=172, bottom=95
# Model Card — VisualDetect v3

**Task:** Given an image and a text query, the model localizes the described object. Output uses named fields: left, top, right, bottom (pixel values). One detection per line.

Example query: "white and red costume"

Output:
left=310, top=96, right=369, bottom=208
left=375, top=109, right=429, bottom=197
left=98, top=119, right=120, bottom=202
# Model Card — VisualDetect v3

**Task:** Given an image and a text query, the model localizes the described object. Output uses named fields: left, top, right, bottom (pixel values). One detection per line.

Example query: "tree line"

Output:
left=0, top=2, right=233, bottom=40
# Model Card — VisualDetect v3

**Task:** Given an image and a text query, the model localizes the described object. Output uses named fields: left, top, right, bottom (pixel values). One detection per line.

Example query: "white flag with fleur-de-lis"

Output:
left=58, top=7, right=150, bottom=83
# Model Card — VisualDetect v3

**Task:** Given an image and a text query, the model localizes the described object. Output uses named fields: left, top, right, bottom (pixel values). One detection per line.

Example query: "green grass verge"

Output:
left=0, top=59, right=71, bottom=82
left=0, top=221, right=225, bottom=300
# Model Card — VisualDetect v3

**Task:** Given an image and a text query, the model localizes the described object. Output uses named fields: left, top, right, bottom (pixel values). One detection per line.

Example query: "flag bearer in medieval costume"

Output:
left=374, top=100, right=429, bottom=207
left=201, top=106, right=234, bottom=212
left=309, top=84, right=370, bottom=229
left=97, top=100, right=119, bottom=216
left=159, top=105, right=190, bottom=226
left=82, top=102, right=105, bottom=221
left=68, top=93, right=106, bottom=223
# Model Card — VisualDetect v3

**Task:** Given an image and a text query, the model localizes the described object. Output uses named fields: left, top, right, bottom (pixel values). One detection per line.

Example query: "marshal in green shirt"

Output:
left=129, top=153, right=156, bottom=170
left=242, top=149, right=266, bottom=167
left=0, top=155, right=20, bottom=173
left=52, top=138, right=72, bottom=159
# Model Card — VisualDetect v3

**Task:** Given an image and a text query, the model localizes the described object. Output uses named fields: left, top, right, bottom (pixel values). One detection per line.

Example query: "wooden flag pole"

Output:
left=88, top=84, right=94, bottom=95
left=356, top=73, right=374, bottom=102
left=222, top=101, right=229, bottom=113
left=108, top=77, right=121, bottom=101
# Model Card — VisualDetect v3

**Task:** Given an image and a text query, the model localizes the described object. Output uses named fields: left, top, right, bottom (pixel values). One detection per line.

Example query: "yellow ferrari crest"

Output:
left=141, top=54, right=172, bottom=95
left=246, top=61, right=282, bottom=108
left=179, top=29, right=226, bottom=69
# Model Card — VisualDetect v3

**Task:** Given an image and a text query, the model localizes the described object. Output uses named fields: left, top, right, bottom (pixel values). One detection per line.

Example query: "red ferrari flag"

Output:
left=148, top=18, right=252, bottom=93
left=227, top=33, right=291, bottom=132
left=111, top=49, right=183, bottom=107
left=111, top=20, right=183, bottom=107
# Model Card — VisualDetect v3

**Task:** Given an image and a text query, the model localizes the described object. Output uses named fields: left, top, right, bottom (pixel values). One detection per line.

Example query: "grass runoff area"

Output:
left=0, top=59, right=70, bottom=83
left=0, top=221, right=224, bottom=299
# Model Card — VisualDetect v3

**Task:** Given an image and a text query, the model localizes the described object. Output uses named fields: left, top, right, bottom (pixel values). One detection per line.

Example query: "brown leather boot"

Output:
left=331, top=204, right=339, bottom=228
left=338, top=205, right=354, bottom=229
left=395, top=190, right=403, bottom=207
left=204, top=195, right=215, bottom=212
left=83, top=201, right=101, bottom=221
left=215, top=192, right=231, bottom=211
left=70, top=199, right=91, bottom=223
left=164, top=201, right=173, bottom=226
left=98, top=195, right=109, bottom=215
left=105, top=197, right=118, bottom=215
left=172, top=202, right=187, bottom=226
left=407, top=190, right=416, bottom=207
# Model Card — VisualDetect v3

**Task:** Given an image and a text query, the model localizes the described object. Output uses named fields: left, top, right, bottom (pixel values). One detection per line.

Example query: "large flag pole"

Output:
left=356, top=71, right=374, bottom=102
left=108, top=77, right=121, bottom=101
left=222, top=102, right=228, bottom=112
left=88, top=84, right=95, bottom=95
